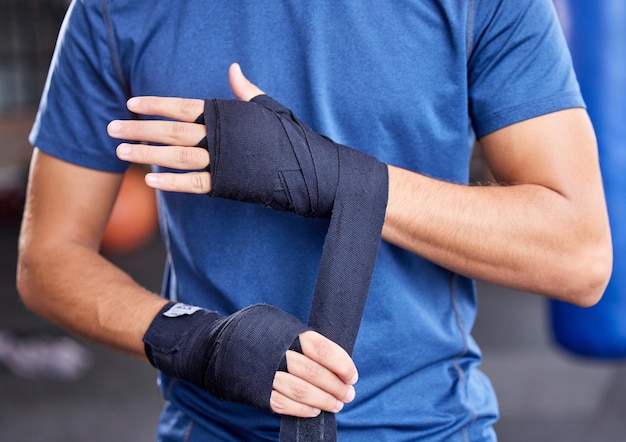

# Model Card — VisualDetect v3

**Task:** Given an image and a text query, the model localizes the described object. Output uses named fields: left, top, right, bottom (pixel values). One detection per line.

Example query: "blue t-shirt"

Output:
left=31, top=1, right=583, bottom=440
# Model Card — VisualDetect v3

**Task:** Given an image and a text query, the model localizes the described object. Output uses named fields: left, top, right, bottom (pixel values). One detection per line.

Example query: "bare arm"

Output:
left=16, top=149, right=169, bottom=358
left=383, top=109, right=612, bottom=306
left=17, top=149, right=165, bottom=358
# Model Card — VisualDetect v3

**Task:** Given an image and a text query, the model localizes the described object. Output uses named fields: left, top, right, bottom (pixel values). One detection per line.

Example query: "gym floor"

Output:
left=1, top=214, right=625, bottom=442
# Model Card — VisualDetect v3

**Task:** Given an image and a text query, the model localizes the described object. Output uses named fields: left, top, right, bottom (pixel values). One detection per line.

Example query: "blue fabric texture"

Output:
left=30, top=1, right=584, bottom=440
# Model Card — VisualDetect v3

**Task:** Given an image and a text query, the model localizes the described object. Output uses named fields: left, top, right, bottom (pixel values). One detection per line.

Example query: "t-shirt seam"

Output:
left=466, top=0, right=476, bottom=64
left=101, top=0, right=130, bottom=98
left=450, top=273, right=479, bottom=430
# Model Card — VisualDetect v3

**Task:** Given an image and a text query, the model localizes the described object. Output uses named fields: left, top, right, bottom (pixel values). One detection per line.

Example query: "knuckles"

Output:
left=179, top=98, right=204, bottom=119
left=311, top=338, right=331, bottom=361
left=190, top=173, right=210, bottom=193
left=269, top=391, right=288, bottom=414
left=169, top=121, right=190, bottom=140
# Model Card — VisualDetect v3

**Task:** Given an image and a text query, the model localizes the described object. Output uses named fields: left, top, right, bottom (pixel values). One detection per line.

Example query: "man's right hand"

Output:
left=142, top=302, right=358, bottom=418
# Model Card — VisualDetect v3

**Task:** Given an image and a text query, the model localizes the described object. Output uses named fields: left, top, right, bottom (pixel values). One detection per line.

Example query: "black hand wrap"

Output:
left=200, top=95, right=344, bottom=217
left=194, top=95, right=389, bottom=441
left=143, top=302, right=309, bottom=412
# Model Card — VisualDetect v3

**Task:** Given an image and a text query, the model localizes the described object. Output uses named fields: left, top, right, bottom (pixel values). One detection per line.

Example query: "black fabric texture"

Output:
left=193, top=112, right=208, bottom=149
left=196, top=95, right=389, bottom=441
left=199, top=95, right=339, bottom=217
left=143, top=302, right=309, bottom=412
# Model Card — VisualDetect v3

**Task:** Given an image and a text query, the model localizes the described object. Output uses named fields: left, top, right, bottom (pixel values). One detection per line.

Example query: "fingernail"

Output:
left=108, top=121, right=121, bottom=134
left=311, top=408, right=321, bottom=417
left=127, top=97, right=141, bottom=110
left=117, top=144, right=131, bottom=156
left=349, top=373, right=359, bottom=385
left=345, top=386, right=356, bottom=402
left=145, top=174, right=159, bottom=186
left=334, top=401, right=344, bottom=412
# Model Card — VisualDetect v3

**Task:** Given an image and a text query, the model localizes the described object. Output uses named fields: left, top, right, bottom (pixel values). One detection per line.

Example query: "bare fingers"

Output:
left=299, top=331, right=359, bottom=385
left=116, top=143, right=209, bottom=170
left=107, top=65, right=266, bottom=195
left=108, top=119, right=206, bottom=147
left=271, top=353, right=354, bottom=417
left=144, top=171, right=211, bottom=194
left=270, top=331, right=358, bottom=417
left=114, top=143, right=211, bottom=193
left=228, top=63, right=265, bottom=102
left=127, top=96, right=205, bottom=122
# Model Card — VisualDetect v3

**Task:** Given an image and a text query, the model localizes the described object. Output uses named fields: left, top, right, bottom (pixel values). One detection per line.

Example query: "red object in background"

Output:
left=101, top=166, right=158, bottom=254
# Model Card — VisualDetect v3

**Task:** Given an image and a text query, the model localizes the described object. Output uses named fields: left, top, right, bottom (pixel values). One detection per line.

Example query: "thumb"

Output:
left=229, top=63, right=265, bottom=102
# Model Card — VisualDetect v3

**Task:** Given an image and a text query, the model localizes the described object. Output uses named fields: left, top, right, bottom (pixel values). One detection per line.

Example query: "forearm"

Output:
left=16, top=150, right=168, bottom=360
left=382, top=165, right=611, bottom=305
left=17, top=239, right=167, bottom=360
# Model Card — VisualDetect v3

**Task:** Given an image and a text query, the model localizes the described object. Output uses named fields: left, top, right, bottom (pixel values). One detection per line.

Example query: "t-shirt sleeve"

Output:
left=468, top=0, right=585, bottom=139
left=29, top=0, right=132, bottom=173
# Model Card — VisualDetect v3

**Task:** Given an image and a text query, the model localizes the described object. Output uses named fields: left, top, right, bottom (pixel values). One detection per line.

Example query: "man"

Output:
left=17, top=1, right=611, bottom=440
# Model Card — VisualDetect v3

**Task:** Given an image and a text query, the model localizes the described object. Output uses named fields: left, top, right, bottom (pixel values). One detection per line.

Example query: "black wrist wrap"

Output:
left=143, top=302, right=309, bottom=412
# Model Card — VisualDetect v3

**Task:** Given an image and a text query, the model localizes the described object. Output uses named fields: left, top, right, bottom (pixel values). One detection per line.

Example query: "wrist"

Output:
left=142, top=301, right=309, bottom=412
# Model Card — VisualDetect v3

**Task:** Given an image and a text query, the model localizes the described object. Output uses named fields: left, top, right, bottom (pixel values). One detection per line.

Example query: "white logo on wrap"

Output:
left=163, top=303, right=203, bottom=317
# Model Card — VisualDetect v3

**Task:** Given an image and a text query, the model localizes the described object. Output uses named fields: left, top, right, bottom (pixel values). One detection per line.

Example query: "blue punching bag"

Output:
left=550, top=0, right=626, bottom=358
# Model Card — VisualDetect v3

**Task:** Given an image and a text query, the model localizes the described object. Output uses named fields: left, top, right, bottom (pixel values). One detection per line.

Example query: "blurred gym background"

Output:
left=1, top=1, right=625, bottom=441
